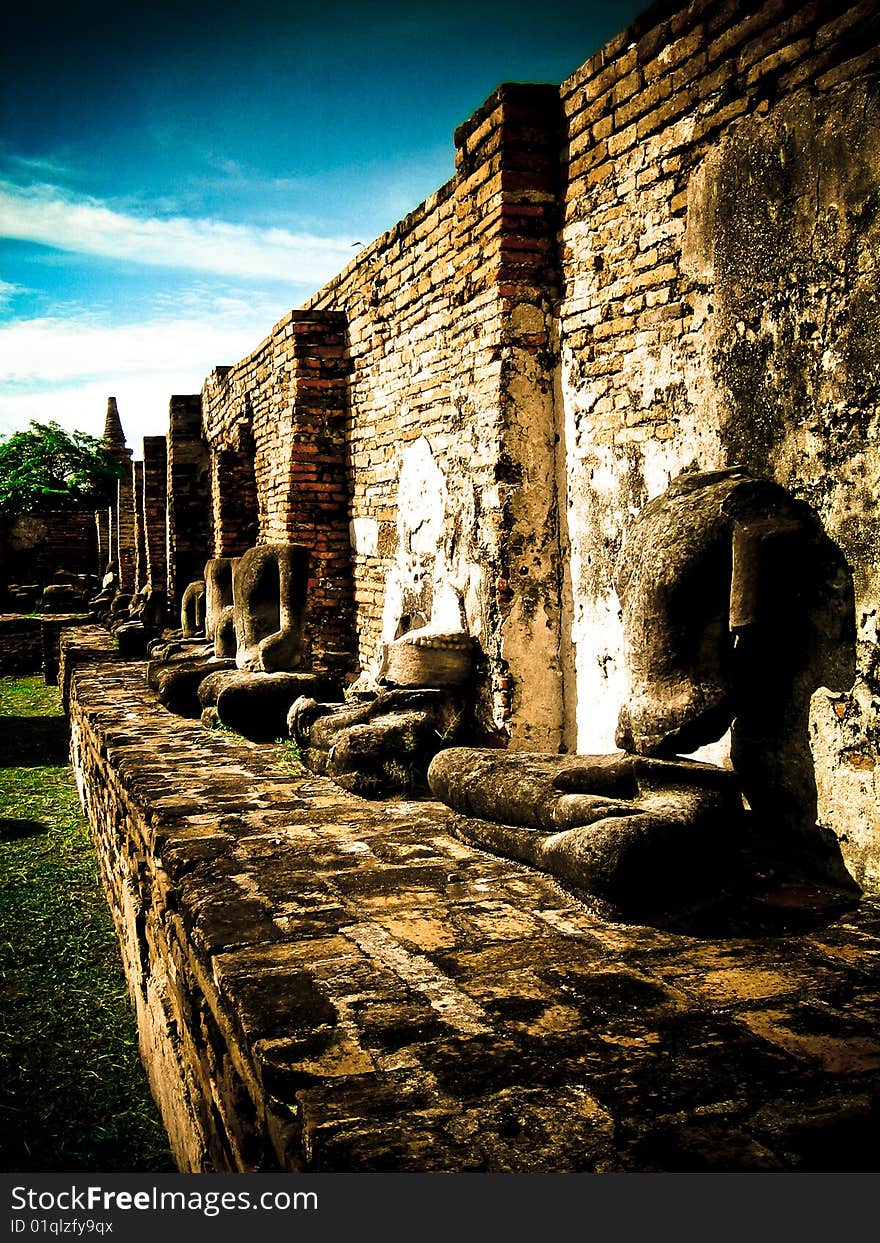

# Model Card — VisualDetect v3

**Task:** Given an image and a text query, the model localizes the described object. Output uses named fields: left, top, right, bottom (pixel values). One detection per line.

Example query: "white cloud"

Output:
left=0, top=180, right=360, bottom=283
left=0, top=378, right=198, bottom=453
left=0, top=298, right=292, bottom=451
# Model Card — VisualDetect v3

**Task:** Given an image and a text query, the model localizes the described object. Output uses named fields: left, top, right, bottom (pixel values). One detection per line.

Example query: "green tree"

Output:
left=0, top=421, right=123, bottom=518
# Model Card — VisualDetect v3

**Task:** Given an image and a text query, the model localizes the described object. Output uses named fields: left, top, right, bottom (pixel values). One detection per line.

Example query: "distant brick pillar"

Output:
left=100, top=396, right=133, bottom=586
left=115, top=470, right=136, bottom=592
left=95, top=510, right=107, bottom=577
left=142, top=435, right=168, bottom=595
left=166, top=396, right=211, bottom=611
left=101, top=507, right=115, bottom=573
left=132, top=461, right=147, bottom=592
left=255, top=312, right=357, bottom=671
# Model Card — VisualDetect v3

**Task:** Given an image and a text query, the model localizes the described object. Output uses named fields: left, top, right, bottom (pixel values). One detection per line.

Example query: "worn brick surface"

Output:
left=142, top=435, right=168, bottom=599
left=166, top=396, right=211, bottom=611
left=67, top=637, right=880, bottom=1173
left=0, top=614, right=91, bottom=679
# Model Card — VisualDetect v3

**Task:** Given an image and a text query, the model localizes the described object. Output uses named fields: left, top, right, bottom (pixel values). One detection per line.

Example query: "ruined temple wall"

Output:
left=132, top=460, right=147, bottom=593
left=202, top=163, right=540, bottom=734
left=115, top=468, right=136, bottom=593
left=200, top=183, right=488, bottom=675
left=555, top=0, right=880, bottom=882
left=193, top=0, right=877, bottom=875
left=302, top=181, right=496, bottom=675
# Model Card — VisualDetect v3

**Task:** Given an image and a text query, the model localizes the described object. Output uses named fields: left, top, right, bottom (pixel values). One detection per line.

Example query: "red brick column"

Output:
left=132, top=460, right=147, bottom=592
left=142, top=435, right=168, bottom=595
left=258, top=312, right=356, bottom=672
left=166, top=396, right=211, bottom=611
left=115, top=468, right=136, bottom=592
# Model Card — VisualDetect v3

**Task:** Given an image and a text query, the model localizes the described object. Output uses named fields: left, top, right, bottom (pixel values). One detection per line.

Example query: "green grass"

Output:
left=277, top=737, right=304, bottom=764
left=0, top=676, right=174, bottom=1172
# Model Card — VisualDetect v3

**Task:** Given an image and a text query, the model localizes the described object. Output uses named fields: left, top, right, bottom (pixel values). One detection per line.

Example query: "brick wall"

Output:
left=115, top=470, right=136, bottom=592
left=202, top=313, right=357, bottom=671
left=0, top=508, right=98, bottom=589
left=0, top=616, right=42, bottom=673
left=142, top=435, right=168, bottom=596
left=553, top=0, right=879, bottom=883
left=303, top=86, right=573, bottom=743
left=132, top=460, right=147, bottom=592
left=166, top=396, right=211, bottom=611
left=0, top=614, right=90, bottom=678
left=96, top=506, right=113, bottom=574
left=209, top=431, right=258, bottom=558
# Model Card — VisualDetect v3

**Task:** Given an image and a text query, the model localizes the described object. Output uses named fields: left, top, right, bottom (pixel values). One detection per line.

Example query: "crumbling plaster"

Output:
left=558, top=68, right=879, bottom=885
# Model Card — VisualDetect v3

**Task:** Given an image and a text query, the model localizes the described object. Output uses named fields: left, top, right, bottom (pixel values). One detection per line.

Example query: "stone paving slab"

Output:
left=64, top=629, right=880, bottom=1172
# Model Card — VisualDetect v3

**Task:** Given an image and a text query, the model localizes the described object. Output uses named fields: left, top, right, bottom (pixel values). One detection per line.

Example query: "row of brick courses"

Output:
left=0, top=614, right=90, bottom=679
left=132, top=460, right=147, bottom=593
left=0, top=616, right=42, bottom=673
left=142, top=435, right=168, bottom=596
left=314, top=185, right=459, bottom=686
left=555, top=0, right=879, bottom=590
left=115, top=470, right=136, bottom=592
left=95, top=510, right=107, bottom=574
left=201, top=313, right=357, bottom=669
left=96, top=506, right=113, bottom=575
left=0, top=507, right=98, bottom=591
left=166, top=395, right=211, bottom=611
left=551, top=0, right=880, bottom=882
left=281, top=313, right=355, bottom=669
left=467, top=86, right=566, bottom=740
left=210, top=436, right=259, bottom=559
left=308, top=180, right=464, bottom=677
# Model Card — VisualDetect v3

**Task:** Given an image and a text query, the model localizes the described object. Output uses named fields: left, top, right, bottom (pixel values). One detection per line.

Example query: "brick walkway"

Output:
left=64, top=630, right=880, bottom=1172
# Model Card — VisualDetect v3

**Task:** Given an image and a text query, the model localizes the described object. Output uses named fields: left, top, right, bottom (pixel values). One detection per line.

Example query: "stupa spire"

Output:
left=102, top=396, right=131, bottom=461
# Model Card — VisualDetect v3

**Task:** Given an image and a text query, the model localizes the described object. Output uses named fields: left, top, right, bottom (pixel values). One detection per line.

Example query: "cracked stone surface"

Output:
left=63, top=628, right=880, bottom=1173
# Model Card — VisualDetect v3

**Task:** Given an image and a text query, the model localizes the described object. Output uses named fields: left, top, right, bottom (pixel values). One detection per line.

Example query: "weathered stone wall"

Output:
left=301, top=0, right=876, bottom=883
left=0, top=616, right=42, bottom=673
left=132, top=460, right=147, bottom=592
left=0, top=613, right=91, bottom=678
left=96, top=506, right=114, bottom=574
left=554, top=0, right=879, bottom=885
left=302, top=86, right=569, bottom=745
left=209, top=430, right=258, bottom=559
left=115, top=472, right=136, bottom=592
left=142, top=435, right=168, bottom=599
left=201, top=87, right=571, bottom=744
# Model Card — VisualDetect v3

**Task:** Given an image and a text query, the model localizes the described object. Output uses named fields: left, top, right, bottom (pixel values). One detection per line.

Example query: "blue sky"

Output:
left=0, top=0, right=644, bottom=454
